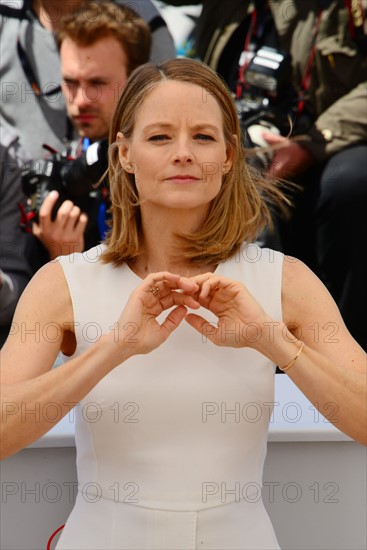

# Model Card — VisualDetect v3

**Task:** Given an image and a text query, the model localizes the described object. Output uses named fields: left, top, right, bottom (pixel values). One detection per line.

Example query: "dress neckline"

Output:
left=124, top=259, right=222, bottom=283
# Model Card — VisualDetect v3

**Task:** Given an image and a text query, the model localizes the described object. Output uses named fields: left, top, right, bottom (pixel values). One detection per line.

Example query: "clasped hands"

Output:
left=111, top=271, right=271, bottom=357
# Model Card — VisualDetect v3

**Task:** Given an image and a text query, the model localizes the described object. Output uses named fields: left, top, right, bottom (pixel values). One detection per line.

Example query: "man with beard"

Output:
left=26, top=1, right=152, bottom=261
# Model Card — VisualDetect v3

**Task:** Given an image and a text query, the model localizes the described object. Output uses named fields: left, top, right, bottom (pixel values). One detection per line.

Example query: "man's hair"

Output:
left=102, top=58, right=290, bottom=267
left=56, top=1, right=151, bottom=75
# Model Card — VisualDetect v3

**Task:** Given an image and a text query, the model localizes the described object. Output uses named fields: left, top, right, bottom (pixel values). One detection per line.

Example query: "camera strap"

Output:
left=0, top=0, right=28, bottom=19
left=236, top=9, right=257, bottom=99
left=18, top=202, right=37, bottom=233
left=297, top=10, right=324, bottom=114
left=235, top=1, right=275, bottom=99
left=66, top=137, right=110, bottom=241
left=16, top=38, right=61, bottom=98
left=2, top=0, right=61, bottom=97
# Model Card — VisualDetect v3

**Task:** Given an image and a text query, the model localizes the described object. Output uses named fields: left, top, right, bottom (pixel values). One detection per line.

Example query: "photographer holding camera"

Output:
left=259, top=0, right=367, bottom=351
left=24, top=1, right=151, bottom=263
left=165, top=1, right=367, bottom=350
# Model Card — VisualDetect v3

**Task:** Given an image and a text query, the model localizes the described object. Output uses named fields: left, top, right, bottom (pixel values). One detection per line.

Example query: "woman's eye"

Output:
left=195, top=134, right=214, bottom=141
left=148, top=135, right=169, bottom=142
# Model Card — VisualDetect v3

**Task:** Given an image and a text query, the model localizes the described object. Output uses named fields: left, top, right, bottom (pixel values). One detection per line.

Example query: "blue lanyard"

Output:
left=82, top=137, right=108, bottom=241
left=82, top=138, right=90, bottom=151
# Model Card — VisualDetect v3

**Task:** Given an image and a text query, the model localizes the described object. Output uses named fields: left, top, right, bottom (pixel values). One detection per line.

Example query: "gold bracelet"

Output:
left=280, top=341, right=305, bottom=373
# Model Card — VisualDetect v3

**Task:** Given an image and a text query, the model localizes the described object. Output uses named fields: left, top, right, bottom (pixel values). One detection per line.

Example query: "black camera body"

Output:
left=21, top=140, right=109, bottom=229
left=236, top=46, right=311, bottom=148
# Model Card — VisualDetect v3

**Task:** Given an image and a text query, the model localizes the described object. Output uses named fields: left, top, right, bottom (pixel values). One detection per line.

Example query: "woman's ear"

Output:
left=223, top=136, right=237, bottom=174
left=116, top=132, right=134, bottom=173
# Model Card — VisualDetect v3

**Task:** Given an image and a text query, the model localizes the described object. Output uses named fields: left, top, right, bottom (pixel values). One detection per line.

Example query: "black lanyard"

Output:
left=17, top=37, right=61, bottom=97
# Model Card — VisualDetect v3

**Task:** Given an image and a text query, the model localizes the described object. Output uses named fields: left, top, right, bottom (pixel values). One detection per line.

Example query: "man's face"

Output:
left=60, top=36, right=128, bottom=141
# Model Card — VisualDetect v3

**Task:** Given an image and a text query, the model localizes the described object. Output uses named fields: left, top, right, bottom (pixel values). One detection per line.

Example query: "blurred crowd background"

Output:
left=1, top=0, right=366, bottom=350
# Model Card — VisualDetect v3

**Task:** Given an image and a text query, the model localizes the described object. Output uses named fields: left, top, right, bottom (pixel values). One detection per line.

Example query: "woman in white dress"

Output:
left=1, top=59, right=365, bottom=549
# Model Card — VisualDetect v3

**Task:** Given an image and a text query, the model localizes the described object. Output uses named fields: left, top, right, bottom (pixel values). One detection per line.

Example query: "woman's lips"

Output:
left=165, top=175, right=200, bottom=183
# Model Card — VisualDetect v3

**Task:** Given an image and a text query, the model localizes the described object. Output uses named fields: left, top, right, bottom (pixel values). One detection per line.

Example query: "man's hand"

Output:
left=262, top=132, right=316, bottom=180
left=32, top=190, right=88, bottom=260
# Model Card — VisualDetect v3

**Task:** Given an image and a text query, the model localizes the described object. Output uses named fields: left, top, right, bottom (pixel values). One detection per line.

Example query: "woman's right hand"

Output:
left=106, top=272, right=200, bottom=361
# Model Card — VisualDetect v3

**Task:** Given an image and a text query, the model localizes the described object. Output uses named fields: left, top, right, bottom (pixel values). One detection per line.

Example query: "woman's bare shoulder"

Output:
left=1, top=260, right=75, bottom=383
left=17, top=259, right=73, bottom=325
left=281, top=255, right=344, bottom=327
left=281, top=256, right=364, bottom=361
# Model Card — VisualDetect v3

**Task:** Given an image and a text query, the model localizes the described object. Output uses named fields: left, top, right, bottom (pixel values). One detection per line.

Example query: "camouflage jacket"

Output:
left=270, top=0, right=367, bottom=160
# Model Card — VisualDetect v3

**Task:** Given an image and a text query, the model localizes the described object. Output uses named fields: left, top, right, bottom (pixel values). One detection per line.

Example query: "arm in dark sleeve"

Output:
left=0, top=143, right=32, bottom=326
left=299, top=81, right=367, bottom=162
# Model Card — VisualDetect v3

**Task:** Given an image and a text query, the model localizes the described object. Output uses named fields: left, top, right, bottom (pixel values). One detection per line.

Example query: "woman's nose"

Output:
left=172, top=138, right=194, bottom=163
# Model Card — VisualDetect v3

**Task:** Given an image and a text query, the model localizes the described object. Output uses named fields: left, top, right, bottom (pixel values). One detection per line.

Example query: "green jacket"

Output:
left=165, top=1, right=366, bottom=160
left=270, top=0, right=367, bottom=160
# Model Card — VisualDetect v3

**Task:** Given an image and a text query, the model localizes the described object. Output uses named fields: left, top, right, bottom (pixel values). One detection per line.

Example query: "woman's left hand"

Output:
left=185, top=273, right=272, bottom=349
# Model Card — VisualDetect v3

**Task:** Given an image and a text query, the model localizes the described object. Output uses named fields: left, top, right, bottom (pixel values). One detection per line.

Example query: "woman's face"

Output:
left=118, top=80, right=233, bottom=215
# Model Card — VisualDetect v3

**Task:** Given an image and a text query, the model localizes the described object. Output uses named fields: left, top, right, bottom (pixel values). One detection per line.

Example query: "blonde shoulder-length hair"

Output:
left=102, top=58, right=288, bottom=267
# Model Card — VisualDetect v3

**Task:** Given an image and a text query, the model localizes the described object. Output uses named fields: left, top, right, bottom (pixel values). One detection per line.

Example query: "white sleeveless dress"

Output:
left=56, top=243, right=282, bottom=550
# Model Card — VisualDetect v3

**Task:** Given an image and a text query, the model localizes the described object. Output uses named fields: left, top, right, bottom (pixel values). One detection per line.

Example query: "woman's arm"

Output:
left=185, top=260, right=366, bottom=445
left=0, top=261, right=122, bottom=459
left=277, top=256, right=366, bottom=445
left=0, top=263, right=200, bottom=459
